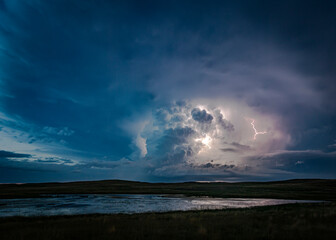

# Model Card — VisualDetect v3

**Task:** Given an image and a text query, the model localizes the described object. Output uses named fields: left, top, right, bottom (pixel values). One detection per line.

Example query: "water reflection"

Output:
left=0, top=194, right=319, bottom=217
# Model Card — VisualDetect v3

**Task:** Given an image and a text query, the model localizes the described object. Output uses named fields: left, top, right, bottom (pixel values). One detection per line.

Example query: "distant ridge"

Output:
left=0, top=178, right=335, bottom=201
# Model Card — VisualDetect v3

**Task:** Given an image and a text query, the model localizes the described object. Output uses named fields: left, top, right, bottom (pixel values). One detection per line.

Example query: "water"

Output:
left=0, top=194, right=319, bottom=217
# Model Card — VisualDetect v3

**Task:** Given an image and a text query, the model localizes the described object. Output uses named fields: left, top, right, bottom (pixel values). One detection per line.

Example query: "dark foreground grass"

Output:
left=1, top=203, right=336, bottom=240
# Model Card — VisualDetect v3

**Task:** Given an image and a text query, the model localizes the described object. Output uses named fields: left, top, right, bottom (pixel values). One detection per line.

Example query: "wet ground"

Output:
left=0, top=194, right=320, bottom=217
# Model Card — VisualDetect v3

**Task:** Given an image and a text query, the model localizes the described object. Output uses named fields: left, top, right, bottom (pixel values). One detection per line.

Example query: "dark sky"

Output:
left=0, top=0, right=335, bottom=183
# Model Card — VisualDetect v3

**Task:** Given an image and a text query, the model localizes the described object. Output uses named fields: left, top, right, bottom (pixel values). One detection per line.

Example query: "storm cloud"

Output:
left=0, top=150, right=31, bottom=159
left=191, top=108, right=213, bottom=124
left=0, top=0, right=335, bottom=182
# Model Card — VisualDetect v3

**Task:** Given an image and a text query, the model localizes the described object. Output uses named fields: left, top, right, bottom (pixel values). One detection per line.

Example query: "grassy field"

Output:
left=1, top=203, right=336, bottom=240
left=1, top=178, right=336, bottom=200
left=1, top=179, right=336, bottom=239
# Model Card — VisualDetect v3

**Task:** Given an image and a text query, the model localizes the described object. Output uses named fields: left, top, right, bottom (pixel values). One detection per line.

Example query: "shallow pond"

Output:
left=0, top=194, right=319, bottom=217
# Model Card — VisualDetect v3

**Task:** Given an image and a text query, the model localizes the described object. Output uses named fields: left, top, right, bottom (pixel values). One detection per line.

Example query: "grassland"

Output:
left=1, top=179, right=336, bottom=239
left=1, top=202, right=336, bottom=240
left=1, top=178, right=336, bottom=200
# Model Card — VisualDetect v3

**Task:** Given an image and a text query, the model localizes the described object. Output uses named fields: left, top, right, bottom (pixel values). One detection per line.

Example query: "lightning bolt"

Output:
left=250, top=119, right=267, bottom=140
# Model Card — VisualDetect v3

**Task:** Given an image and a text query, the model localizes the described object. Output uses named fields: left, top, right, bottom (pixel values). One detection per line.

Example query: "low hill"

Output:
left=1, top=179, right=335, bottom=200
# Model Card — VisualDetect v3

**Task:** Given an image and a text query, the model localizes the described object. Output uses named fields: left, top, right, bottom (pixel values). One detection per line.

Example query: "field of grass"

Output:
left=1, top=178, right=336, bottom=200
left=1, top=179, right=336, bottom=239
left=1, top=202, right=336, bottom=240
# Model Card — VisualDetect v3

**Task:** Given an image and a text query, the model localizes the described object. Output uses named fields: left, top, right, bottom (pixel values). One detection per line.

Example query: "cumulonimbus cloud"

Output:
left=128, top=100, right=289, bottom=179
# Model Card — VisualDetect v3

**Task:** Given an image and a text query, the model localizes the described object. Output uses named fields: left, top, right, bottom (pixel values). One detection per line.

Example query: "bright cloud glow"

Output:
left=195, top=135, right=212, bottom=149
left=133, top=99, right=290, bottom=175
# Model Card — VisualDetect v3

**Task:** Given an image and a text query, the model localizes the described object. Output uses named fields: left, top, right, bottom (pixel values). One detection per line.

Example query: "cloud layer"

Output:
left=0, top=0, right=335, bottom=182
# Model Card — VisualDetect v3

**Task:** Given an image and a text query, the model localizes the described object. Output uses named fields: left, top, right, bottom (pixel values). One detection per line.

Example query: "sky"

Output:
left=0, top=0, right=335, bottom=183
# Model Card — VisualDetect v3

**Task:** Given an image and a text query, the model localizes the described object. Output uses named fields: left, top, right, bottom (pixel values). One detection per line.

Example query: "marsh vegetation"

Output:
left=1, top=203, right=336, bottom=240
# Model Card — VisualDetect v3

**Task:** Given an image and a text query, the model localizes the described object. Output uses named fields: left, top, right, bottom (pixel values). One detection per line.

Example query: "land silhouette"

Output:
left=1, top=179, right=336, bottom=239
